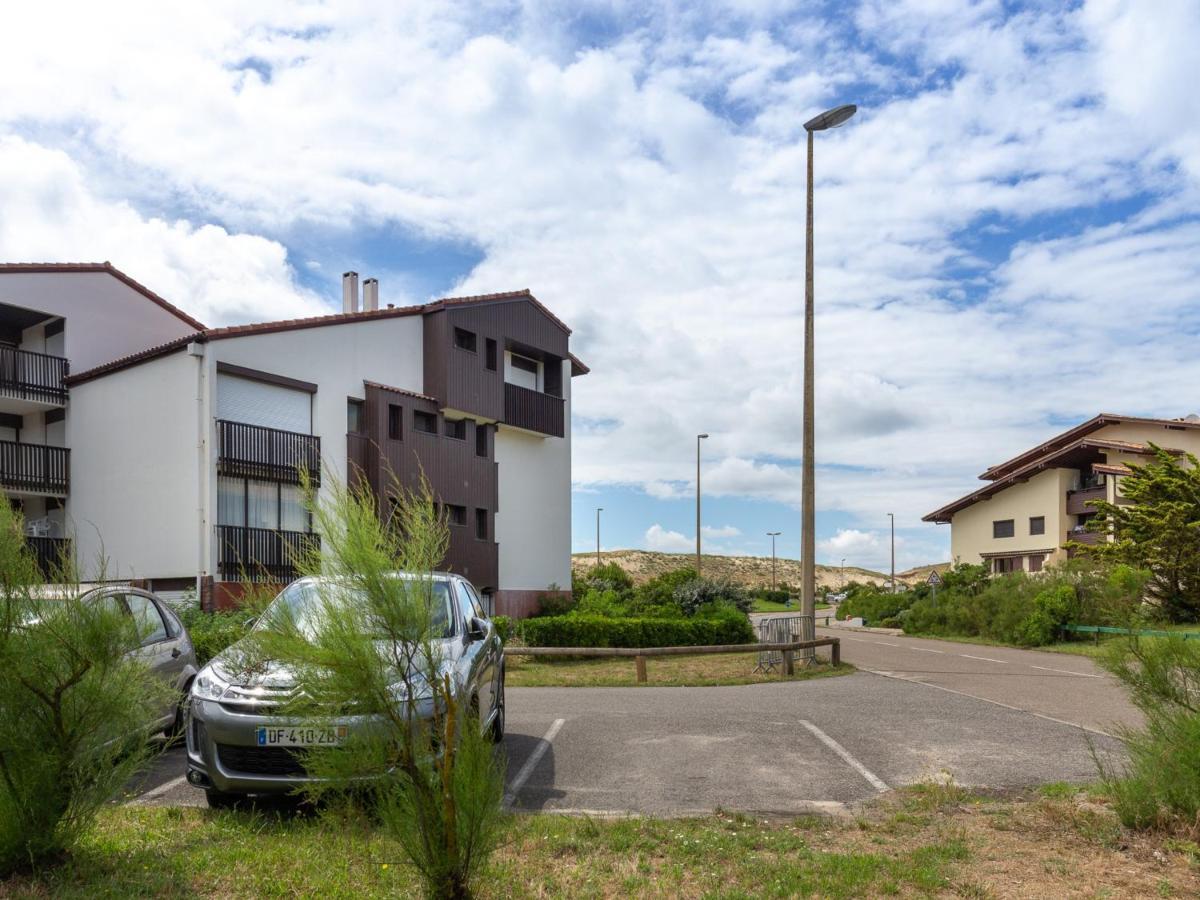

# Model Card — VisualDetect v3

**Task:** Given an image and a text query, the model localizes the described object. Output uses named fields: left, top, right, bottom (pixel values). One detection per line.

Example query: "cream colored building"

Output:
left=924, top=414, right=1200, bottom=574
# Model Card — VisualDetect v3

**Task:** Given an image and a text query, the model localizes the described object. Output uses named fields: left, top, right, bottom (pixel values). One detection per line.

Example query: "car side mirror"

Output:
left=467, top=617, right=487, bottom=642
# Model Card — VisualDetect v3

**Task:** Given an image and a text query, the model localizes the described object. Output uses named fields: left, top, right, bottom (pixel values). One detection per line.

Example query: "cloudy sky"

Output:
left=2, top=1, right=1199, bottom=571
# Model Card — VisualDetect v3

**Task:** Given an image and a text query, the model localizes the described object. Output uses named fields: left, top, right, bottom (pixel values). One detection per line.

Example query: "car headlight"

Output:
left=192, top=665, right=231, bottom=701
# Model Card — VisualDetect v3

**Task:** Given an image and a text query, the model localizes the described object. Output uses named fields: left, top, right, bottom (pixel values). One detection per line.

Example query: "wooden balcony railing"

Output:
left=1066, top=485, right=1106, bottom=516
left=215, top=525, right=319, bottom=581
left=503, top=382, right=564, bottom=438
left=1066, top=529, right=1104, bottom=546
left=26, top=536, right=71, bottom=578
left=0, top=441, right=69, bottom=495
left=0, top=345, right=68, bottom=406
left=216, top=420, right=321, bottom=486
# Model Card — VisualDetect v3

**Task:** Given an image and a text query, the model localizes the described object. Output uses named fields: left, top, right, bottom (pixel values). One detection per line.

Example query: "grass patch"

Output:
left=506, top=652, right=853, bottom=687
left=5, top=786, right=1199, bottom=898
left=750, top=599, right=831, bottom=614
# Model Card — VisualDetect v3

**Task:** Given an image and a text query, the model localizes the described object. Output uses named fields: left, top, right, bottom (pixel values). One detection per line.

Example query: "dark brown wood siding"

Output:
left=349, top=383, right=499, bottom=591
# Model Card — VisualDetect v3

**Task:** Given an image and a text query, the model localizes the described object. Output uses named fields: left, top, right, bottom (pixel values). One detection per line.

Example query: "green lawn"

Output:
left=5, top=785, right=1196, bottom=898
left=750, top=598, right=831, bottom=614
left=507, top=652, right=852, bottom=687
left=901, top=625, right=1200, bottom=660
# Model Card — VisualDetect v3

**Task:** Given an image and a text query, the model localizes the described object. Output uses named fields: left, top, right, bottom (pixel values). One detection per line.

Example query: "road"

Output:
left=813, top=626, right=1141, bottom=734
left=124, top=632, right=1133, bottom=815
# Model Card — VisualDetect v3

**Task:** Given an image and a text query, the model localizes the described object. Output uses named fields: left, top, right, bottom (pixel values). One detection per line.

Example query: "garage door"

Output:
left=217, top=374, right=311, bottom=434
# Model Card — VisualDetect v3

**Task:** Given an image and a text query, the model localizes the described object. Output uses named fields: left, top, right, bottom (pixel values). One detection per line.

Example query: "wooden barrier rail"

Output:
left=506, top=637, right=840, bottom=682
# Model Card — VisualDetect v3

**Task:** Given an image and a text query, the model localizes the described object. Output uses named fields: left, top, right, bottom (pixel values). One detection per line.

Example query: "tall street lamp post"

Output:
left=696, top=433, right=709, bottom=575
left=767, top=531, right=782, bottom=591
left=888, top=512, right=896, bottom=594
left=595, top=507, right=603, bottom=569
left=801, top=103, right=857, bottom=639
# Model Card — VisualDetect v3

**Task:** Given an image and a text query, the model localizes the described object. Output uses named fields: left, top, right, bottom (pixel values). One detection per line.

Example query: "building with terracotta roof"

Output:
left=3, top=265, right=584, bottom=617
left=923, top=414, right=1200, bottom=573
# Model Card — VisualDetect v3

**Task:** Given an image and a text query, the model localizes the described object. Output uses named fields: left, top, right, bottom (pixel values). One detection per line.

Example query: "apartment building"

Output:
left=6, top=265, right=583, bottom=617
left=923, top=413, right=1200, bottom=573
left=0, top=264, right=203, bottom=573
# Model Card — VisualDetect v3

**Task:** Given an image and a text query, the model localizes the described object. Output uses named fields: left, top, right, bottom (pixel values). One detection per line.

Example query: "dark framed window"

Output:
left=453, top=327, right=477, bottom=353
left=444, top=418, right=466, bottom=440
left=993, top=555, right=1022, bottom=574
left=414, top=410, right=438, bottom=434
left=1028, top=553, right=1045, bottom=573
left=993, top=519, right=1015, bottom=539
left=511, top=354, right=538, bottom=374
left=217, top=476, right=311, bottom=533
left=475, top=422, right=488, bottom=457
left=1029, top=516, right=1045, bottom=536
left=485, top=338, right=497, bottom=371
left=347, top=398, right=365, bottom=435
left=475, top=508, right=487, bottom=540
left=388, top=404, right=403, bottom=440
left=446, top=504, right=467, bottom=527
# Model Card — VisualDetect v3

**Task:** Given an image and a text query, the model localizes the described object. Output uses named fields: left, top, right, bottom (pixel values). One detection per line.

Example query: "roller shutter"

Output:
left=216, top=374, right=311, bottom=434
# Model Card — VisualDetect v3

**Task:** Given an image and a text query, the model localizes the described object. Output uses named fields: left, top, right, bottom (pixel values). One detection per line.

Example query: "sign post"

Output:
left=926, top=569, right=943, bottom=602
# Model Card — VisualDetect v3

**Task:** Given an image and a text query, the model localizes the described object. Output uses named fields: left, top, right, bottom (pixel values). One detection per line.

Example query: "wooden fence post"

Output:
left=832, top=639, right=840, bottom=668
left=782, top=649, right=794, bottom=676
left=635, top=655, right=647, bottom=683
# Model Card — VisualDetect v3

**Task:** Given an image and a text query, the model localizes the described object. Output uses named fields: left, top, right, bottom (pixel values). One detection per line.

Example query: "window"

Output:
left=388, top=404, right=403, bottom=440
left=506, top=352, right=539, bottom=391
left=454, top=327, right=477, bottom=353
left=247, top=480, right=279, bottom=529
left=475, top=507, right=487, bottom=540
left=218, top=476, right=246, bottom=527
left=280, top=484, right=309, bottom=532
left=475, top=423, right=488, bottom=457
left=217, top=477, right=310, bottom=533
left=993, top=555, right=1022, bottom=574
left=446, top=504, right=467, bottom=527
left=347, top=398, right=365, bottom=435
left=458, top=580, right=486, bottom=621
left=993, top=519, right=1015, bottom=539
left=485, top=338, right=497, bottom=371
left=125, top=594, right=168, bottom=645
left=414, top=410, right=437, bottom=434
left=1028, top=553, right=1045, bottom=573
left=1029, top=516, right=1045, bottom=536
left=444, top=418, right=466, bottom=440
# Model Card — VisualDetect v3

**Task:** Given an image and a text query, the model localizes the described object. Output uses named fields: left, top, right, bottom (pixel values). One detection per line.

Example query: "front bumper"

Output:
left=186, top=696, right=433, bottom=796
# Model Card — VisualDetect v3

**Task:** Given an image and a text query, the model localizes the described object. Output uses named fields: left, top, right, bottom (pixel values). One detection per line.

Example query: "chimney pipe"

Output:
left=363, top=278, right=379, bottom=312
left=342, top=271, right=359, bottom=314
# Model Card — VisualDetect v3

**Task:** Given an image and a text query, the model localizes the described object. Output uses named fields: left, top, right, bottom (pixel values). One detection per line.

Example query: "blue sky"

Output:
left=2, top=1, right=1199, bottom=572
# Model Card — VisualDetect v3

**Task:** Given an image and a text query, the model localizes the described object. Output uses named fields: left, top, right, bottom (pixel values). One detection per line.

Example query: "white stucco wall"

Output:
left=0, top=271, right=200, bottom=372
left=494, top=359, right=572, bottom=591
left=67, top=350, right=202, bottom=580
left=949, top=467, right=1071, bottom=566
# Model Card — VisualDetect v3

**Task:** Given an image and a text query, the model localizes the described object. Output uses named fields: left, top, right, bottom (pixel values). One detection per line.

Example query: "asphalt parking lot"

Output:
left=126, top=636, right=1129, bottom=815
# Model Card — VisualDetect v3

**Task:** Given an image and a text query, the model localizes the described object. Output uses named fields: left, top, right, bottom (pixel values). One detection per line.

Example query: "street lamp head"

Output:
left=803, top=103, right=857, bottom=132
left=697, top=433, right=709, bottom=440
left=597, top=507, right=604, bottom=512
left=768, top=531, right=781, bottom=536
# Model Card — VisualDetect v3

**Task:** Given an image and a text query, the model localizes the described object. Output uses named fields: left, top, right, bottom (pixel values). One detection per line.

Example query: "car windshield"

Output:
left=256, top=578, right=455, bottom=640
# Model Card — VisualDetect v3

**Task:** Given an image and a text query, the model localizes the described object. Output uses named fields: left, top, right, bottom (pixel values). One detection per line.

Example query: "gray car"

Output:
left=185, top=573, right=505, bottom=808
left=77, top=586, right=199, bottom=736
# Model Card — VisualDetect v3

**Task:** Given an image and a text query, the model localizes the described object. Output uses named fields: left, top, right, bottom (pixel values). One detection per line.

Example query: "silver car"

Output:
left=185, top=573, right=505, bottom=808
left=77, top=586, right=199, bottom=736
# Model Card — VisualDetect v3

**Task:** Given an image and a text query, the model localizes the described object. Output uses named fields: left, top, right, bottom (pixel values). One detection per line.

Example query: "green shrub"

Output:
left=839, top=584, right=912, bottom=625
left=633, top=567, right=697, bottom=609
left=177, top=586, right=275, bottom=666
left=574, top=588, right=630, bottom=618
left=756, top=588, right=791, bottom=605
left=1097, top=636, right=1200, bottom=830
left=1016, top=584, right=1078, bottom=647
left=492, top=615, right=512, bottom=643
left=673, top=576, right=752, bottom=616
left=520, top=611, right=754, bottom=648
left=536, top=590, right=576, bottom=617
left=0, top=500, right=171, bottom=874
left=572, top=562, right=634, bottom=603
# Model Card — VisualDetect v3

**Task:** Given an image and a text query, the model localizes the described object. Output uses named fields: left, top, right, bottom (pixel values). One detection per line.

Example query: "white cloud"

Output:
left=1, top=2, right=1199, bottom=563
left=644, top=523, right=694, bottom=553
left=701, top=524, right=741, bottom=539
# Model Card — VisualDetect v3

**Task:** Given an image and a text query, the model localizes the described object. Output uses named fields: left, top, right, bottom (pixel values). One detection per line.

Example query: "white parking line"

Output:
left=960, top=654, right=1008, bottom=664
left=127, top=774, right=187, bottom=806
left=504, top=718, right=565, bottom=808
left=875, top=641, right=899, bottom=647
left=1029, top=665, right=1101, bottom=678
left=799, top=720, right=889, bottom=793
left=911, top=647, right=944, bottom=654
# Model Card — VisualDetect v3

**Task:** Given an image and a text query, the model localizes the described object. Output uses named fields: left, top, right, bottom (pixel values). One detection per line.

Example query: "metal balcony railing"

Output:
left=215, top=525, right=319, bottom=582
left=0, top=345, right=68, bottom=406
left=216, top=420, right=321, bottom=486
left=26, top=536, right=71, bottom=578
left=0, top=441, right=69, bottom=495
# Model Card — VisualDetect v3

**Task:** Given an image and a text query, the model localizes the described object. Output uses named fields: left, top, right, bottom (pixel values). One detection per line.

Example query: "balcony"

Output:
left=215, top=525, right=319, bottom=582
left=216, top=420, right=321, bottom=486
left=26, top=536, right=71, bottom=578
left=0, top=345, right=69, bottom=411
left=1066, top=485, right=1106, bottom=516
left=0, top=441, right=69, bottom=496
left=1066, top=529, right=1104, bottom=547
left=503, top=382, right=564, bottom=438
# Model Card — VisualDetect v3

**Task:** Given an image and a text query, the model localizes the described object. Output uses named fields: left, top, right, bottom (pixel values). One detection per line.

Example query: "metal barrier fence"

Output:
left=755, top=614, right=815, bottom=672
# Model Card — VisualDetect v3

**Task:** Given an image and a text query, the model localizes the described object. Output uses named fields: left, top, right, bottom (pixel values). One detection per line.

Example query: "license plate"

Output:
left=256, top=725, right=348, bottom=747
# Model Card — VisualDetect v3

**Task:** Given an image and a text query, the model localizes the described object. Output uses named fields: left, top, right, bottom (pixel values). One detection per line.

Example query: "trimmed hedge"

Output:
left=519, top=612, right=755, bottom=648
